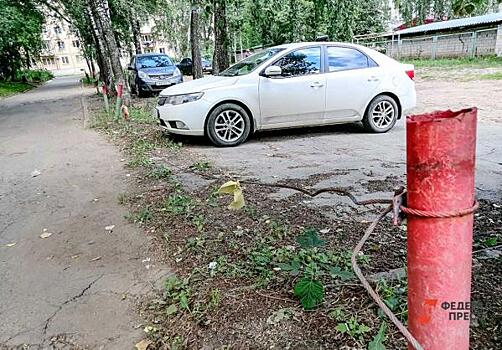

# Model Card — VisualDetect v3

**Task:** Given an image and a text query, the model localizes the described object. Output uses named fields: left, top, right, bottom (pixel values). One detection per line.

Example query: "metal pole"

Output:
left=406, top=108, right=477, bottom=350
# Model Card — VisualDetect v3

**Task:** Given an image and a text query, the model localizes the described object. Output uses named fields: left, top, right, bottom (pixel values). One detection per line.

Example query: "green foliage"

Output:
left=164, top=194, right=194, bottom=215
left=335, top=315, right=371, bottom=339
left=164, top=275, right=191, bottom=314
left=149, top=164, right=172, bottom=179
left=293, top=278, right=324, bottom=310
left=0, top=0, right=44, bottom=80
left=190, top=161, right=211, bottom=171
left=368, top=322, right=387, bottom=350
left=376, top=279, right=408, bottom=320
left=16, top=69, right=53, bottom=83
left=402, top=56, right=502, bottom=68
left=0, top=81, right=33, bottom=97
left=296, top=228, right=325, bottom=248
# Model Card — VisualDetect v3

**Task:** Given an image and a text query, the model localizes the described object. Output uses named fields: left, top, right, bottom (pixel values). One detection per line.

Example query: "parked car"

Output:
left=177, top=57, right=213, bottom=75
left=156, top=42, right=416, bottom=146
left=128, top=53, right=183, bottom=97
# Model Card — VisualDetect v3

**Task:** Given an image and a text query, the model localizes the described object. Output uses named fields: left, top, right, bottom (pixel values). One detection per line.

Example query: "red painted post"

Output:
left=406, top=108, right=477, bottom=349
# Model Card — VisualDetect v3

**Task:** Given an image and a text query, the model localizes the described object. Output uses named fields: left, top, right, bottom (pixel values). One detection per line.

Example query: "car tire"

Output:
left=137, top=84, right=147, bottom=98
left=363, top=95, right=399, bottom=133
left=206, top=103, right=251, bottom=147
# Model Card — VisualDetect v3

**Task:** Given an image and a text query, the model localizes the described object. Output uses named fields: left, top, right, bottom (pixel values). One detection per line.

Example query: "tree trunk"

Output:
left=190, top=2, right=203, bottom=79
left=92, top=0, right=124, bottom=82
left=87, top=2, right=113, bottom=88
left=213, top=0, right=230, bottom=74
left=130, top=9, right=142, bottom=54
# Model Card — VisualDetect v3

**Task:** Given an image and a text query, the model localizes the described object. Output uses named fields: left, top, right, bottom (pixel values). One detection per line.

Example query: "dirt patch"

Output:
left=88, top=96, right=502, bottom=350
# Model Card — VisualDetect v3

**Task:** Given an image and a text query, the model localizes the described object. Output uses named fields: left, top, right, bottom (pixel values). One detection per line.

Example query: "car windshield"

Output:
left=137, top=55, right=173, bottom=68
left=219, top=48, right=285, bottom=76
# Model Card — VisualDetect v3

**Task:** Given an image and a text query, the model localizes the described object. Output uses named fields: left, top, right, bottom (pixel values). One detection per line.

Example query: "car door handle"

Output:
left=368, top=76, right=380, bottom=82
left=310, top=82, right=324, bottom=88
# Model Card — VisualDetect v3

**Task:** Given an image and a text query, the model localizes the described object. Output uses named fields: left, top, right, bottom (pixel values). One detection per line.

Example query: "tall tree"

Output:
left=191, top=0, right=203, bottom=78
left=213, top=0, right=230, bottom=73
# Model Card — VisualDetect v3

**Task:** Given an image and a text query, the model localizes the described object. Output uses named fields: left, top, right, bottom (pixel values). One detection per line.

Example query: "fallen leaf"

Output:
left=105, top=225, right=115, bottom=231
left=135, top=339, right=152, bottom=350
left=218, top=181, right=245, bottom=210
left=40, top=232, right=53, bottom=239
left=5, top=242, right=16, bottom=247
left=90, top=256, right=102, bottom=261
left=31, top=169, right=41, bottom=177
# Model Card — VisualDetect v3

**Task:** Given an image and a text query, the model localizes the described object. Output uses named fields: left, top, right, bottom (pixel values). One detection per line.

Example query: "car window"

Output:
left=274, top=47, right=321, bottom=77
left=136, top=55, right=173, bottom=68
left=181, top=58, right=191, bottom=64
left=219, top=48, right=285, bottom=77
left=326, top=47, right=377, bottom=72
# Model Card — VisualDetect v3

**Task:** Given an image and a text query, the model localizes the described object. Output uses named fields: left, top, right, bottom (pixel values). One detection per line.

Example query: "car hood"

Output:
left=141, top=66, right=176, bottom=75
left=160, top=75, right=238, bottom=95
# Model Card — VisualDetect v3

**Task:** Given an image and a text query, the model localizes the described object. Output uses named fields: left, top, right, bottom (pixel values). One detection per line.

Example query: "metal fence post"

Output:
left=431, top=36, right=438, bottom=60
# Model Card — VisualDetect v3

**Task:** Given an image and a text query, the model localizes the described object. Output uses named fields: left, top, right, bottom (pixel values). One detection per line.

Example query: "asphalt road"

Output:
left=0, top=77, right=168, bottom=349
left=190, top=80, right=502, bottom=216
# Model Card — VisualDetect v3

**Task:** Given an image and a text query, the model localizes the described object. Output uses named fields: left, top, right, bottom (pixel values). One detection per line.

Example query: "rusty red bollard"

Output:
left=406, top=108, right=477, bottom=349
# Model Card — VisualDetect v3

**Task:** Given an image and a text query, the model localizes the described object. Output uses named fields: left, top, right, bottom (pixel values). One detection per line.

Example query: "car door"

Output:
left=259, top=46, right=326, bottom=128
left=324, top=46, right=383, bottom=121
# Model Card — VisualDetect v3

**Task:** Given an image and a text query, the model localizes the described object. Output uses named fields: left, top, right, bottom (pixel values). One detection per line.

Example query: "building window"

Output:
left=142, top=34, right=151, bottom=42
left=159, top=47, right=165, bottom=53
left=72, top=40, right=80, bottom=48
left=54, top=25, right=62, bottom=34
left=42, top=41, right=50, bottom=50
left=75, top=55, right=83, bottom=62
left=57, top=41, right=65, bottom=50
left=61, top=56, right=69, bottom=64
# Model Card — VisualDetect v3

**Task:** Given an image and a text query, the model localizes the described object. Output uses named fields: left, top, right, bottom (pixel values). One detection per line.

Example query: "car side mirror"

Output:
left=127, top=65, right=135, bottom=71
left=263, top=65, right=282, bottom=77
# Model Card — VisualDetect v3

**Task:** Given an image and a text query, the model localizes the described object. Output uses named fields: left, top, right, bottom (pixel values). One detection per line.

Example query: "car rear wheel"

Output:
left=206, top=103, right=251, bottom=147
left=363, top=95, right=398, bottom=133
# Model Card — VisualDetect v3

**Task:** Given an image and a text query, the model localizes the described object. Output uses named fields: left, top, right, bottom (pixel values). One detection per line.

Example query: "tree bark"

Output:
left=190, top=2, right=203, bottom=79
left=130, top=8, right=142, bottom=54
left=86, top=2, right=112, bottom=87
left=213, top=0, right=230, bottom=74
left=91, top=0, right=124, bottom=83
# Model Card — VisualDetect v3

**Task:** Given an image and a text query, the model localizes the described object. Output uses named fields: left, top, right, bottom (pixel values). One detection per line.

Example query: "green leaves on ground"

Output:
left=296, top=228, right=325, bottom=248
left=335, top=315, right=371, bottom=339
left=293, top=278, right=324, bottom=310
left=368, top=322, right=387, bottom=350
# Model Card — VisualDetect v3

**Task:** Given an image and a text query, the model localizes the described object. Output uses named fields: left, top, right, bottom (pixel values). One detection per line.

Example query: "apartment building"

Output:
left=37, top=17, right=88, bottom=76
left=36, top=14, right=176, bottom=76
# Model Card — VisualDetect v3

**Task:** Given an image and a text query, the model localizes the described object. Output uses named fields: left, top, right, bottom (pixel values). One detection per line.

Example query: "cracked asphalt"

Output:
left=0, top=77, right=169, bottom=349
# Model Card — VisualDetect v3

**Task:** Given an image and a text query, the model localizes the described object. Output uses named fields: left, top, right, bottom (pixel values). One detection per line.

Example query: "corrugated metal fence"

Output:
left=357, top=28, right=499, bottom=59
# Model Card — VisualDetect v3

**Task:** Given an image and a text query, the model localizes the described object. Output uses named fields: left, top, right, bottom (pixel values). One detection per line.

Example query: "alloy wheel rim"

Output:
left=214, top=110, right=245, bottom=142
left=371, top=101, right=395, bottom=129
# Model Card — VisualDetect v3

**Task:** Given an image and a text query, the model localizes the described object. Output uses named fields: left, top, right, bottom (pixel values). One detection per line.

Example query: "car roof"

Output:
left=271, top=41, right=365, bottom=50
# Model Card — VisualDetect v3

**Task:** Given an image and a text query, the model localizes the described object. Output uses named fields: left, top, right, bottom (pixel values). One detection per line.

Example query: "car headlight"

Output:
left=158, top=92, right=203, bottom=106
left=138, top=71, right=149, bottom=79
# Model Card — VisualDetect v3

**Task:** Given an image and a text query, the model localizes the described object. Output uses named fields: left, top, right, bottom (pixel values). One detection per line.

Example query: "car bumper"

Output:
left=139, top=76, right=183, bottom=92
left=156, top=99, right=209, bottom=136
left=400, top=88, right=417, bottom=117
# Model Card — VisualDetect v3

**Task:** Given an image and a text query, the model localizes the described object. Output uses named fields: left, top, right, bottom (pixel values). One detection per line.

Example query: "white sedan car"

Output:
left=156, top=42, right=416, bottom=147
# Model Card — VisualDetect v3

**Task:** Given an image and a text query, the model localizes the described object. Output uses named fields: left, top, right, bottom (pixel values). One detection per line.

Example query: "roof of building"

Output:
left=394, top=12, right=502, bottom=35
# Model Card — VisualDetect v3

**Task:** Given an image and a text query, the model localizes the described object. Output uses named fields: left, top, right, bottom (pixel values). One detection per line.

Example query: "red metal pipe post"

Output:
left=406, top=108, right=477, bottom=349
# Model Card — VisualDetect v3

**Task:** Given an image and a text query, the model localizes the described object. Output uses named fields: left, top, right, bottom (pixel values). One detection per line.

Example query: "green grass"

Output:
left=478, top=72, right=502, bottom=80
left=401, top=56, right=502, bottom=69
left=0, top=81, right=33, bottom=97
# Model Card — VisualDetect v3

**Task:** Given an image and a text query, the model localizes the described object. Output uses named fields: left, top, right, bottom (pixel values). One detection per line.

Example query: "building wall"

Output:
left=496, top=24, right=502, bottom=56
left=36, top=18, right=87, bottom=76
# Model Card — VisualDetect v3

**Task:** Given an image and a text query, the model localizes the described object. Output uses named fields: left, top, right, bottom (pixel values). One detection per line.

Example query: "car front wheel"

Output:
left=206, top=103, right=251, bottom=147
left=363, top=95, right=398, bottom=133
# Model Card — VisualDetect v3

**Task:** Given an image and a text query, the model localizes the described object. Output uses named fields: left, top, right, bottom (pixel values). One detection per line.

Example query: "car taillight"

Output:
left=406, top=70, right=415, bottom=80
